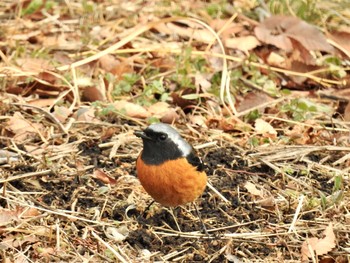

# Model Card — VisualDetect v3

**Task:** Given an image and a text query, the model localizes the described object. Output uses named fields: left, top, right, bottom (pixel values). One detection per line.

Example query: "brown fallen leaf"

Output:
left=73, top=107, right=97, bottom=122
left=328, top=31, right=350, bottom=55
left=6, top=112, right=45, bottom=142
left=236, top=92, right=274, bottom=113
left=147, top=102, right=171, bottom=117
left=225, top=35, right=260, bottom=52
left=113, top=100, right=150, bottom=119
left=210, top=19, right=245, bottom=39
left=1, top=234, right=38, bottom=249
left=15, top=58, right=54, bottom=73
left=301, top=223, right=336, bottom=260
left=0, top=208, right=18, bottom=226
left=53, top=106, right=72, bottom=123
left=92, top=169, right=117, bottom=185
left=255, top=15, right=334, bottom=53
left=27, top=98, right=56, bottom=107
left=82, top=86, right=106, bottom=102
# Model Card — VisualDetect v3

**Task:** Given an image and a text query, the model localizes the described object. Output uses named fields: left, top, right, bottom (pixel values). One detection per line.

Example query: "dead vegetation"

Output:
left=0, top=0, right=350, bottom=262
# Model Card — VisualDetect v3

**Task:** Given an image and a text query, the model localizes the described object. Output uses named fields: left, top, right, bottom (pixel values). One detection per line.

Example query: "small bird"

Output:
left=134, top=123, right=207, bottom=207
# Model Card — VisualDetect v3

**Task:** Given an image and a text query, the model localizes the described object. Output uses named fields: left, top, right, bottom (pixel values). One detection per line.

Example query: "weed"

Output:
left=268, top=0, right=322, bottom=23
left=281, top=98, right=333, bottom=121
left=110, top=73, right=140, bottom=98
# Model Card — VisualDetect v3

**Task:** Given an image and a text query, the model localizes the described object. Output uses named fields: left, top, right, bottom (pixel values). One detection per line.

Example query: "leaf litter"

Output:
left=0, top=0, right=350, bottom=262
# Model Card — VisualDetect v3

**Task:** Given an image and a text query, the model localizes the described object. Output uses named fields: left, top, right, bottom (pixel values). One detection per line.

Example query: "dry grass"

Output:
left=1, top=0, right=350, bottom=262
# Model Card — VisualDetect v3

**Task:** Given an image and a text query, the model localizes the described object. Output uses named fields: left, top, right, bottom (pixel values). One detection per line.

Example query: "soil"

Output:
left=1, top=127, right=348, bottom=262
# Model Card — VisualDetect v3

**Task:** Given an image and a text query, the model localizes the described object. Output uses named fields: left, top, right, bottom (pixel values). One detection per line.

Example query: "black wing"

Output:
left=186, top=151, right=205, bottom=172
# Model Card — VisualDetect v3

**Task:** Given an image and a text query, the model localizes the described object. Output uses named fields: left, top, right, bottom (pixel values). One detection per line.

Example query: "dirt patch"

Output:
left=1, top=129, right=349, bottom=262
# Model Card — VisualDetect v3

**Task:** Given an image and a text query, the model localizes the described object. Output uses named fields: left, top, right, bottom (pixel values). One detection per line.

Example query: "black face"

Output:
left=135, top=128, right=183, bottom=165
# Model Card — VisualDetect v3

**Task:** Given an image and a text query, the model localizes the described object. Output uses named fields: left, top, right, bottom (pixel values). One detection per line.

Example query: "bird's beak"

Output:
left=134, top=130, right=152, bottom=140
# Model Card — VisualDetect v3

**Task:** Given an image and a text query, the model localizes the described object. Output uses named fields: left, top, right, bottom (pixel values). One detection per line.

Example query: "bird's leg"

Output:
left=193, top=202, right=209, bottom=235
left=138, top=200, right=155, bottom=220
left=168, top=207, right=182, bottom=232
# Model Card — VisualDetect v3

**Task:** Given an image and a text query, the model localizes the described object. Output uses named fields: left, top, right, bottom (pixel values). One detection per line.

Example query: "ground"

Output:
left=1, top=0, right=350, bottom=262
left=1, top=119, right=349, bottom=262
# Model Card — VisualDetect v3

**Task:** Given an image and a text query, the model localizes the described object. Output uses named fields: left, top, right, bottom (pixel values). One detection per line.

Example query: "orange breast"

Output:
left=136, top=155, right=207, bottom=207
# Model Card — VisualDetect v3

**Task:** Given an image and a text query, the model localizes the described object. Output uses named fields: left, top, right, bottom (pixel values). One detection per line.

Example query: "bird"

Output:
left=134, top=123, right=207, bottom=208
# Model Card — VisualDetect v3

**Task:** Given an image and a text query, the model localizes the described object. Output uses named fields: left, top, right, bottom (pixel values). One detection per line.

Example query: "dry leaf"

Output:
left=210, top=19, right=245, bottom=39
left=236, top=92, right=274, bottom=113
left=266, top=52, right=287, bottom=68
left=147, top=102, right=179, bottom=123
left=82, top=86, right=106, bottom=102
left=27, top=98, right=56, bottom=107
left=20, top=207, right=40, bottom=218
left=101, top=127, right=118, bottom=141
left=195, top=72, right=212, bottom=92
left=328, top=31, right=350, bottom=55
left=258, top=197, right=275, bottom=208
left=301, top=223, right=336, bottom=260
left=287, top=61, right=320, bottom=84
left=113, top=100, right=150, bottom=119
left=254, top=118, right=277, bottom=137
left=105, top=226, right=129, bottom=242
left=1, top=234, right=38, bottom=249
left=147, top=102, right=171, bottom=117
left=255, top=15, right=334, bottom=53
left=244, top=181, right=263, bottom=197
left=164, top=21, right=215, bottom=43
left=6, top=112, right=45, bottom=142
left=344, top=102, right=350, bottom=122
left=189, top=115, right=207, bottom=128
left=225, top=35, right=260, bottom=52
left=16, top=58, right=54, bottom=73
left=98, top=54, right=120, bottom=72
left=53, top=106, right=72, bottom=123
left=73, top=107, right=97, bottom=122
left=0, top=208, right=18, bottom=226
left=161, top=109, right=179, bottom=124
left=92, top=169, right=117, bottom=185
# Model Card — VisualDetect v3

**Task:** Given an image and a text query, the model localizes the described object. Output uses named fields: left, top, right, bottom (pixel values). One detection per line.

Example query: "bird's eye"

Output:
left=159, top=134, right=168, bottom=141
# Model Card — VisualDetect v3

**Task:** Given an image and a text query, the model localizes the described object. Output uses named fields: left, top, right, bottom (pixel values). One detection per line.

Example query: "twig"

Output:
left=288, top=194, right=304, bottom=233
left=91, top=231, right=129, bottom=263
left=0, top=169, right=52, bottom=183
left=206, top=181, right=230, bottom=204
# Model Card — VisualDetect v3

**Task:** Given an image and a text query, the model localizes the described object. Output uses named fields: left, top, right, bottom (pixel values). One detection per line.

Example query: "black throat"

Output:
left=140, top=138, right=183, bottom=165
left=140, top=139, right=205, bottom=171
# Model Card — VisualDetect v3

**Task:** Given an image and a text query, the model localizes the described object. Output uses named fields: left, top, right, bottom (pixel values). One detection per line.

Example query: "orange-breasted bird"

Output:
left=134, top=123, right=207, bottom=207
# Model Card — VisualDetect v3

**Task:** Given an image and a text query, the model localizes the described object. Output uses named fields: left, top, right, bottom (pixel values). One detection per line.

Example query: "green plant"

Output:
left=21, top=0, right=43, bottom=16
left=110, top=73, right=140, bottom=98
left=280, top=98, right=333, bottom=121
left=267, top=0, right=322, bottom=23
left=137, top=79, right=169, bottom=106
left=92, top=101, right=117, bottom=116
